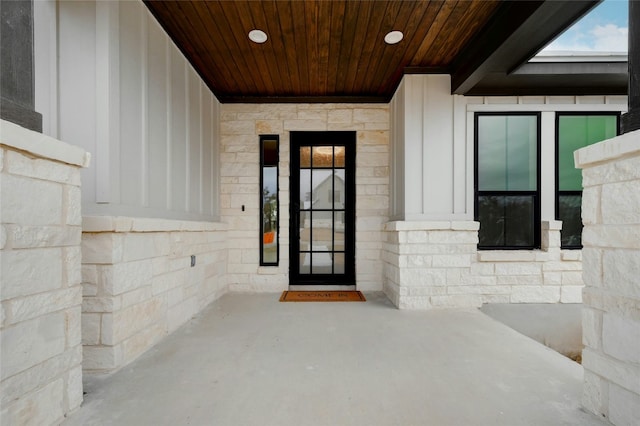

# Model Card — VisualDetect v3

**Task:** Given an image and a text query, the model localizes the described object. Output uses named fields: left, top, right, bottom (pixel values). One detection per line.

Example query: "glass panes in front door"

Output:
left=298, top=149, right=345, bottom=274
left=290, top=132, right=355, bottom=285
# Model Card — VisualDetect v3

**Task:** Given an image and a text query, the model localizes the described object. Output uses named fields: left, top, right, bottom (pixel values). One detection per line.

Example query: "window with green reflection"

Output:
left=475, top=113, right=540, bottom=249
left=556, top=114, right=618, bottom=248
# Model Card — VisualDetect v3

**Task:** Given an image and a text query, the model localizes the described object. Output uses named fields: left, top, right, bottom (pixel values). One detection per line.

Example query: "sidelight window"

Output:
left=260, top=135, right=279, bottom=266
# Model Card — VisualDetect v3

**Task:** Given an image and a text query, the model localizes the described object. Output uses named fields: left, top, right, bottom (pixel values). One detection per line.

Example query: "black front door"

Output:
left=290, top=131, right=356, bottom=285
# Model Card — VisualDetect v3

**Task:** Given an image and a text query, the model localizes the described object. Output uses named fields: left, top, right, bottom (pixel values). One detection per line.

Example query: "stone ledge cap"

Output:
left=83, top=216, right=228, bottom=233
left=542, top=220, right=563, bottom=230
left=575, top=130, right=640, bottom=168
left=1, top=119, right=91, bottom=167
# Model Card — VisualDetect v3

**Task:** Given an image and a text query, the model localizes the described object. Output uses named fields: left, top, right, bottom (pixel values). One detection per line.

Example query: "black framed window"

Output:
left=556, top=113, right=619, bottom=249
left=475, top=113, right=541, bottom=249
left=260, top=135, right=279, bottom=266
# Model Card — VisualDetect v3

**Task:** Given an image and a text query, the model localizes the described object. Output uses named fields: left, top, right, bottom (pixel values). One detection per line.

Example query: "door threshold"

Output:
left=289, top=285, right=357, bottom=291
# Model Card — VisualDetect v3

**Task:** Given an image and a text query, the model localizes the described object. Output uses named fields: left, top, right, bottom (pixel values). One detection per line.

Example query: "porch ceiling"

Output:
left=144, top=0, right=601, bottom=103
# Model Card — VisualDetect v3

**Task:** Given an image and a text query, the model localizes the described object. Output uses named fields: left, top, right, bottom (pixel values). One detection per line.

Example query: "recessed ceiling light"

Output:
left=384, top=31, right=404, bottom=45
left=248, top=29, right=268, bottom=44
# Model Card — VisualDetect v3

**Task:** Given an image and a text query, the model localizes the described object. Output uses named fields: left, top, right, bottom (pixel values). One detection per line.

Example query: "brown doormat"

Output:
left=279, top=291, right=366, bottom=302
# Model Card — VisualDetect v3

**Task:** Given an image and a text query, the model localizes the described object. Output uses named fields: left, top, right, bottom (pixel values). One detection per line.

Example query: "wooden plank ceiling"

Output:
left=144, top=0, right=504, bottom=102
left=142, top=0, right=503, bottom=102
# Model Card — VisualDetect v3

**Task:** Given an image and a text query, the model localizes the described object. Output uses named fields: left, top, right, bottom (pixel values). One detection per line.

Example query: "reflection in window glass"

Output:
left=478, top=115, right=537, bottom=191
left=333, top=253, right=345, bottom=274
left=558, top=115, right=617, bottom=191
left=558, top=195, right=582, bottom=248
left=557, top=114, right=618, bottom=248
left=312, top=146, right=334, bottom=168
left=299, top=147, right=311, bottom=168
left=295, top=141, right=349, bottom=277
left=261, top=136, right=279, bottom=265
left=334, top=147, right=346, bottom=167
left=311, top=252, right=333, bottom=274
left=299, top=253, right=310, bottom=274
left=478, top=195, right=535, bottom=247
left=333, top=212, right=345, bottom=252
left=311, top=170, right=333, bottom=206
left=476, top=114, right=540, bottom=249
left=333, top=169, right=346, bottom=208
left=311, top=211, right=333, bottom=250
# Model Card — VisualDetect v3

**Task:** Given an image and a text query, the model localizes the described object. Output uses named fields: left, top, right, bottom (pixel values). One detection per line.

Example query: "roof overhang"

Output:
left=449, top=0, right=605, bottom=95
left=466, top=56, right=628, bottom=96
left=144, top=0, right=621, bottom=102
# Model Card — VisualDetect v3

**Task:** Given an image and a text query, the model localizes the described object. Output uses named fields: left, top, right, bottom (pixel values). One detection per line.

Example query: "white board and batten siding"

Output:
left=41, top=0, right=220, bottom=221
left=390, top=75, right=470, bottom=222
left=390, top=74, right=627, bottom=223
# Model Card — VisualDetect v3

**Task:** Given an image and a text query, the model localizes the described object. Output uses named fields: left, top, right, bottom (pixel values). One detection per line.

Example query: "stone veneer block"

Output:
left=0, top=120, right=88, bottom=425
left=81, top=216, right=228, bottom=373
left=576, top=129, right=640, bottom=426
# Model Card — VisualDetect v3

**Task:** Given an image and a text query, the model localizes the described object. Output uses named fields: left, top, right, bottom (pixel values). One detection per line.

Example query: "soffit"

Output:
left=144, top=0, right=601, bottom=103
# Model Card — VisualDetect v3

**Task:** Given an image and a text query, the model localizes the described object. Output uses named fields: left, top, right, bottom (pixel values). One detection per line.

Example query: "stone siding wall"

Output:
left=1, top=120, right=89, bottom=425
left=81, top=217, right=228, bottom=373
left=576, top=130, right=640, bottom=426
left=220, top=104, right=389, bottom=291
left=383, top=220, right=583, bottom=309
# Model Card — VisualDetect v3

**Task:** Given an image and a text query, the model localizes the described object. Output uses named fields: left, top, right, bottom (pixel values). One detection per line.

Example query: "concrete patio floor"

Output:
left=64, top=293, right=606, bottom=426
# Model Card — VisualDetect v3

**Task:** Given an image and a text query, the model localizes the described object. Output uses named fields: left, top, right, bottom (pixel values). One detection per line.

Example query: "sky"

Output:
left=542, top=0, right=628, bottom=52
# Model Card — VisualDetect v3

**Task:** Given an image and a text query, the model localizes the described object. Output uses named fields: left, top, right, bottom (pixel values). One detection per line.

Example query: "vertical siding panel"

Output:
left=421, top=78, right=429, bottom=216
left=140, top=8, right=149, bottom=206
left=188, top=68, right=201, bottom=214
left=405, top=76, right=423, bottom=217
left=170, top=46, right=186, bottom=212
left=184, top=62, right=190, bottom=211
left=211, top=95, right=220, bottom=217
left=58, top=1, right=97, bottom=206
left=199, top=83, right=204, bottom=214
left=389, top=80, right=405, bottom=220
left=118, top=1, right=143, bottom=206
left=165, top=38, right=172, bottom=210
left=452, top=94, right=467, bottom=216
left=147, top=17, right=168, bottom=210
left=202, top=90, right=213, bottom=216
left=110, top=4, right=121, bottom=205
left=422, top=75, right=454, bottom=216
left=95, top=1, right=112, bottom=203
left=465, top=111, right=476, bottom=220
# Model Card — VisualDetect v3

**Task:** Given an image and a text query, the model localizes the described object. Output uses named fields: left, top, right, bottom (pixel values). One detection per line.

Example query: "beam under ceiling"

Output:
left=451, top=0, right=600, bottom=95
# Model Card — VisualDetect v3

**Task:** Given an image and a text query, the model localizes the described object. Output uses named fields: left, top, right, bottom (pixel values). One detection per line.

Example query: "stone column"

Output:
left=1, top=119, right=89, bottom=424
left=621, top=0, right=640, bottom=133
left=576, top=131, right=640, bottom=426
left=0, top=0, right=42, bottom=132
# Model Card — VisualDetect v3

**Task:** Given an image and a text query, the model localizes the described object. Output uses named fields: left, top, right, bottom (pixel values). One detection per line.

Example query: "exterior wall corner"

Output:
left=577, top=129, right=640, bottom=426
